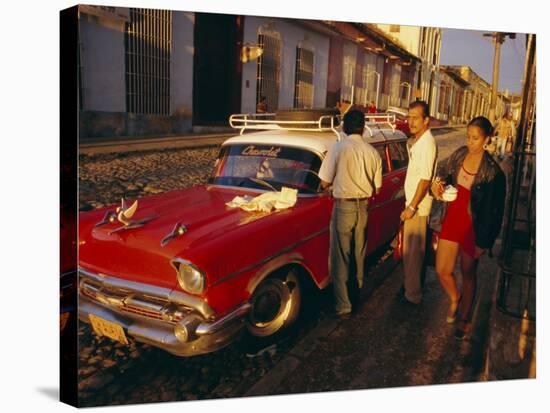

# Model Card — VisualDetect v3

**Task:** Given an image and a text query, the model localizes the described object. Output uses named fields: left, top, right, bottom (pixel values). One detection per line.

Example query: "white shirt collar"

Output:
left=410, top=128, right=430, bottom=147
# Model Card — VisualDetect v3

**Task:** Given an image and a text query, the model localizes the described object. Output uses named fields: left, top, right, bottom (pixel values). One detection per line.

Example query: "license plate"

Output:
left=89, top=314, right=129, bottom=345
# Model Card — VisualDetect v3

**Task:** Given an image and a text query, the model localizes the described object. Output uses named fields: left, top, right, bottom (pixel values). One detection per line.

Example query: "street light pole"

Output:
left=368, top=70, right=380, bottom=110
left=485, top=31, right=516, bottom=124
left=489, top=33, right=503, bottom=124
left=400, top=82, right=411, bottom=106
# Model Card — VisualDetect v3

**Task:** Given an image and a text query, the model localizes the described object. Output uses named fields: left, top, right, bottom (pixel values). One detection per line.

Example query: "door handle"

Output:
left=391, top=177, right=401, bottom=184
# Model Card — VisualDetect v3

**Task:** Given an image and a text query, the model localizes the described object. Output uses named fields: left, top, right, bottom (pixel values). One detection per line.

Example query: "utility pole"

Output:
left=484, top=31, right=516, bottom=124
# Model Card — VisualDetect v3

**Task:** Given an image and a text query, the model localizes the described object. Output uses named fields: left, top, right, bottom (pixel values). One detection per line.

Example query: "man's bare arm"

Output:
left=409, top=179, right=431, bottom=209
left=321, top=180, right=331, bottom=190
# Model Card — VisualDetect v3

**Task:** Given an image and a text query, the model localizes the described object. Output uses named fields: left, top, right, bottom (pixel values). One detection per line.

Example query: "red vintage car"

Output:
left=388, top=107, right=411, bottom=137
left=78, top=110, right=409, bottom=356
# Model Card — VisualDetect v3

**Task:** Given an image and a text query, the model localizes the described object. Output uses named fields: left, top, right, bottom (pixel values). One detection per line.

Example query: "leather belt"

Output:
left=336, top=197, right=368, bottom=202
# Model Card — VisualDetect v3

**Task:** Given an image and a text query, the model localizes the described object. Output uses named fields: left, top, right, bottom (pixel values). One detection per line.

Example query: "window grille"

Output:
left=389, top=63, right=401, bottom=107
left=360, top=52, right=377, bottom=106
left=256, top=32, right=281, bottom=112
left=125, top=8, right=172, bottom=115
left=341, top=43, right=356, bottom=103
left=293, top=47, right=314, bottom=108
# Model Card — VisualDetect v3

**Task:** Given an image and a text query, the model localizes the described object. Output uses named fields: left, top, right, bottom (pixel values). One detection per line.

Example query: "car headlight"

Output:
left=173, top=259, right=205, bottom=294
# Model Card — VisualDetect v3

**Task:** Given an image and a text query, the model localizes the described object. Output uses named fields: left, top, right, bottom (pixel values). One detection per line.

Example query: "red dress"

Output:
left=439, top=165, right=477, bottom=257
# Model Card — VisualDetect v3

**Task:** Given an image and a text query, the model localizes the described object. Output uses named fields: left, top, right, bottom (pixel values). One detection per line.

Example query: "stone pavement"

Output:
left=483, top=156, right=536, bottom=380
left=245, top=253, right=501, bottom=396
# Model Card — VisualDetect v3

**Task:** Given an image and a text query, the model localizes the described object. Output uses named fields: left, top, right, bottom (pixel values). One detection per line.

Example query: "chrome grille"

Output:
left=79, top=274, right=192, bottom=323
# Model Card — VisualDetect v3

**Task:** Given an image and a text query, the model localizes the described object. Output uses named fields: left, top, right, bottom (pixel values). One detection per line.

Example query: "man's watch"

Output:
left=407, top=205, right=417, bottom=212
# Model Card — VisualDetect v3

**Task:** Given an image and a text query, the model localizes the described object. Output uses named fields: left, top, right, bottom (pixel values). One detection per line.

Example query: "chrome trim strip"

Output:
left=196, top=302, right=252, bottom=336
left=123, top=296, right=165, bottom=313
left=78, top=268, right=215, bottom=319
left=210, top=227, right=329, bottom=287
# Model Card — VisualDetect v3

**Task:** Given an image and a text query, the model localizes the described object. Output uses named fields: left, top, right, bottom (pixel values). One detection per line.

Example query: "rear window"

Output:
left=388, top=141, right=408, bottom=170
left=375, top=145, right=390, bottom=174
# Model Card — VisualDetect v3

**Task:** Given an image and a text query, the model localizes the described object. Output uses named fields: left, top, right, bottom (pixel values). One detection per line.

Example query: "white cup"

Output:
left=442, top=185, right=458, bottom=202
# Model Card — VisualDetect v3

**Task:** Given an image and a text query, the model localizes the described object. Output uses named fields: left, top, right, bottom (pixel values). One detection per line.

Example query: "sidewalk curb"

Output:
left=79, top=134, right=232, bottom=155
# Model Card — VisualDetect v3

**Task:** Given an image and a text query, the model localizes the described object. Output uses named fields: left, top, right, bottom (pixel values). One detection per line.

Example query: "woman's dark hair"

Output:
left=468, top=116, right=494, bottom=137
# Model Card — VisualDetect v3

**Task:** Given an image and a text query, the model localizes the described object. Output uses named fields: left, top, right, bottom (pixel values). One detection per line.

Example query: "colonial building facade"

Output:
left=77, top=6, right=509, bottom=139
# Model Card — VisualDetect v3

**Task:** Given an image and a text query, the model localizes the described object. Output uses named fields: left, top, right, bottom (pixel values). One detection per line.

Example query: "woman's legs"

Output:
left=435, top=239, right=461, bottom=321
left=459, top=250, right=479, bottom=323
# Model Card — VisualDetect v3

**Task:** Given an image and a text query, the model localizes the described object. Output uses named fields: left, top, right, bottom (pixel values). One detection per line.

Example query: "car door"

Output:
left=380, top=140, right=408, bottom=242
left=366, top=143, right=391, bottom=254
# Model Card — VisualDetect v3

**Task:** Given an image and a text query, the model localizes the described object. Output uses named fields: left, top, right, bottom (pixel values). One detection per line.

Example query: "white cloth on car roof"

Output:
left=226, top=187, right=298, bottom=212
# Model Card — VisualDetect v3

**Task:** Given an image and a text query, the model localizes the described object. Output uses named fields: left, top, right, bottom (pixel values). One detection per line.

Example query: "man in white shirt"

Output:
left=319, top=109, right=383, bottom=318
left=494, top=113, right=515, bottom=158
left=399, top=101, right=438, bottom=304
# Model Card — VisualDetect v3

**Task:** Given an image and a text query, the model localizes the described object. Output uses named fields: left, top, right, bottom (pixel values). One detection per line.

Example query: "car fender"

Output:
left=245, top=252, right=318, bottom=295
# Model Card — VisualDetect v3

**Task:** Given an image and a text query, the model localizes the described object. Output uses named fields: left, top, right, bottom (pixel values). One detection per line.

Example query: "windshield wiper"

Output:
left=246, top=177, right=278, bottom=192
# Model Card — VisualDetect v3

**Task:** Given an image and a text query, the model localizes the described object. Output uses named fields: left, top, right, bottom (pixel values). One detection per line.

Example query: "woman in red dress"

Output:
left=431, top=117, right=506, bottom=339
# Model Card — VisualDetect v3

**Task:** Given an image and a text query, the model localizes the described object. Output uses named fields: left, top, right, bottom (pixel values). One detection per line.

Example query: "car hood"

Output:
left=78, top=185, right=325, bottom=290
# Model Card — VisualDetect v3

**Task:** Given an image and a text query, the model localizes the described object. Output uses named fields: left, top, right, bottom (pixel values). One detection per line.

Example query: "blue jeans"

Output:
left=329, top=199, right=368, bottom=313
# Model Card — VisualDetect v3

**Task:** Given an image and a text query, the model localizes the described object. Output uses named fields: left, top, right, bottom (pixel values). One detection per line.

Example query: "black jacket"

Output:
left=436, top=146, right=506, bottom=250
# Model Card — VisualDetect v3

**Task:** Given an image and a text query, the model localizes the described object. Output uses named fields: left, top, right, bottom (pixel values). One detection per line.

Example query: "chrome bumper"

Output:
left=78, top=269, right=251, bottom=357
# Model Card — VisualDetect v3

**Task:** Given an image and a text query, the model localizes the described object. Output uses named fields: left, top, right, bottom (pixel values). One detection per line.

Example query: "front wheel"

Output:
left=246, top=269, right=301, bottom=338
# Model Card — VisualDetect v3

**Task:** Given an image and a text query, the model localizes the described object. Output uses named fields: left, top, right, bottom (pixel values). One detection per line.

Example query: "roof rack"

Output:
left=229, top=113, right=342, bottom=140
left=364, top=113, right=397, bottom=134
left=229, top=112, right=398, bottom=141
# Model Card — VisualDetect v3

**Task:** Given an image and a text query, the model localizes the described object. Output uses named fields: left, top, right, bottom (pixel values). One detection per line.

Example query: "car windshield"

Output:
left=208, top=144, right=323, bottom=194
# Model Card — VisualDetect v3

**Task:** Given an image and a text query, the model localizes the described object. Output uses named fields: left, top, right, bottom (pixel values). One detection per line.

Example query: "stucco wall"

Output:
left=170, top=11, right=195, bottom=129
left=375, top=24, right=421, bottom=57
left=240, top=16, right=330, bottom=113
left=79, top=14, right=126, bottom=112
left=79, top=10, right=196, bottom=138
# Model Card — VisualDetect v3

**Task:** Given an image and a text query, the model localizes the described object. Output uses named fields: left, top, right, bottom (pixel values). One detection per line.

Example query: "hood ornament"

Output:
left=95, top=210, right=117, bottom=227
left=160, top=222, right=188, bottom=247
left=116, top=198, right=139, bottom=226
left=102, top=197, right=158, bottom=235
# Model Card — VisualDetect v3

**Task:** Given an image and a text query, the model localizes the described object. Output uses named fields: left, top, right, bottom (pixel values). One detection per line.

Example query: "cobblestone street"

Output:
left=76, top=129, right=470, bottom=406
left=79, top=146, right=220, bottom=209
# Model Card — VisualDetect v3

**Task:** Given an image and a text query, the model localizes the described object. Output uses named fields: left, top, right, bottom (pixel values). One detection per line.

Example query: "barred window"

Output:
left=389, top=63, right=402, bottom=107
left=438, top=83, right=450, bottom=115
left=293, top=47, right=314, bottom=108
left=125, top=8, right=172, bottom=115
left=256, top=31, right=281, bottom=112
left=358, top=52, right=377, bottom=106
left=341, top=43, right=356, bottom=102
